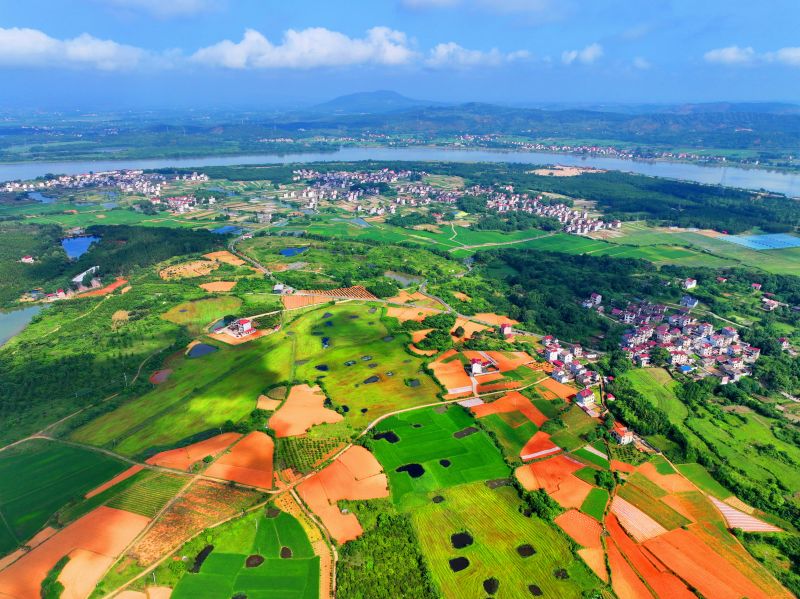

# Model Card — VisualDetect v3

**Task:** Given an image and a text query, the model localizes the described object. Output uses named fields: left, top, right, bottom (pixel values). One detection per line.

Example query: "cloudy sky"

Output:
left=1, top=0, right=798, bottom=109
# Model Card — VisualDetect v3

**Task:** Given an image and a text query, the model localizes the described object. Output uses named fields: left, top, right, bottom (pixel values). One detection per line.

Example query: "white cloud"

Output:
left=0, top=27, right=145, bottom=70
left=704, top=45, right=755, bottom=65
left=426, top=42, right=529, bottom=68
left=771, top=47, right=800, bottom=66
left=633, top=56, right=651, bottom=70
left=192, top=27, right=416, bottom=69
left=561, top=43, right=603, bottom=65
left=95, top=0, right=218, bottom=18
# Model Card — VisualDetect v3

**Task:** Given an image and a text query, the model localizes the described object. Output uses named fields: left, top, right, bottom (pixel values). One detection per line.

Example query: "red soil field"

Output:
left=476, top=381, right=521, bottom=394
left=606, top=514, right=695, bottom=599
left=0, top=507, right=149, bottom=599
left=471, top=313, right=520, bottom=326
left=269, top=384, right=343, bottom=438
left=0, top=527, right=56, bottom=571
left=519, top=431, right=560, bottom=460
left=281, top=294, right=329, bottom=310
left=411, top=328, right=434, bottom=344
left=85, top=464, right=144, bottom=499
left=578, top=547, right=608, bottom=582
left=556, top=509, right=602, bottom=549
left=148, top=369, right=172, bottom=384
left=199, top=280, right=237, bottom=292
left=637, top=462, right=696, bottom=493
left=450, top=318, right=488, bottom=341
left=386, top=305, right=438, bottom=322
left=58, top=548, right=114, bottom=599
left=610, top=496, right=668, bottom=542
left=81, top=277, right=128, bottom=297
left=408, top=343, right=438, bottom=356
left=300, top=285, right=376, bottom=300
left=644, top=528, right=779, bottom=599
left=145, top=433, right=241, bottom=471
left=204, top=431, right=274, bottom=489
left=429, top=350, right=472, bottom=392
left=256, top=395, right=281, bottom=410
left=606, top=540, right=655, bottom=599
left=610, top=459, right=637, bottom=474
left=514, top=454, right=591, bottom=508
left=537, top=377, right=577, bottom=400
left=471, top=391, right=548, bottom=426
left=484, top=351, right=535, bottom=372
left=296, top=446, right=388, bottom=544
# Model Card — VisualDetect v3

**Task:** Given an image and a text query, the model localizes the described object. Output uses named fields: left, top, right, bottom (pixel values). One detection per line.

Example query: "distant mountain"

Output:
left=663, top=102, right=800, bottom=115
left=308, top=90, right=444, bottom=115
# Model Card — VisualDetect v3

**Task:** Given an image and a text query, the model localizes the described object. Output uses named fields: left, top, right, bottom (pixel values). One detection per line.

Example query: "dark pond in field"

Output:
left=374, top=431, right=399, bottom=443
left=368, top=363, right=378, bottom=369
left=448, top=557, right=470, bottom=572
left=432, top=495, right=445, bottom=504
left=188, top=343, right=218, bottom=358
left=517, top=544, right=536, bottom=557
left=396, top=463, right=425, bottom=478
left=28, top=191, right=55, bottom=204
left=483, top=578, right=499, bottom=595
left=0, top=305, right=42, bottom=347
left=61, top=235, right=100, bottom=259
left=453, top=426, right=478, bottom=439
left=412, top=423, right=422, bottom=428
left=486, top=478, right=512, bottom=489
left=450, top=532, right=473, bottom=549
left=341, top=405, right=350, bottom=413
left=245, top=554, right=264, bottom=568
left=360, top=408, right=368, bottom=413
left=295, top=359, right=308, bottom=366
left=190, top=545, right=214, bottom=573
left=439, top=459, right=451, bottom=468
left=407, top=379, right=421, bottom=388
left=384, top=270, right=423, bottom=286
left=265, top=507, right=281, bottom=518
left=386, top=371, right=394, bottom=377
left=280, top=547, right=292, bottom=559
left=322, top=337, right=330, bottom=348
left=369, top=307, right=377, bottom=314
left=209, top=317, right=232, bottom=332
left=382, top=335, right=394, bottom=342
left=361, top=355, right=372, bottom=361
left=315, top=364, right=329, bottom=371
left=344, top=360, right=356, bottom=366
left=325, top=321, right=334, bottom=327
left=102, top=201, right=118, bottom=209
left=364, top=375, right=380, bottom=384
left=529, top=585, right=543, bottom=596
left=279, top=246, right=308, bottom=257
left=554, top=568, right=569, bottom=580
left=212, top=225, right=245, bottom=235
left=348, top=315, right=359, bottom=319
left=323, top=312, right=333, bottom=318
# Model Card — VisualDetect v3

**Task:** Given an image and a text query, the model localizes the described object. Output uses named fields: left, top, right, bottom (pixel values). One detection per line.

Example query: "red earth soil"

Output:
left=610, top=459, right=637, bottom=474
left=605, top=514, right=695, bottom=599
left=385, top=305, right=438, bottom=322
left=145, top=433, right=241, bottom=471
left=636, top=462, right=696, bottom=493
left=411, top=328, right=434, bottom=344
left=0, top=507, right=149, bottom=599
left=514, top=454, right=592, bottom=508
left=81, top=277, right=128, bottom=297
left=536, top=377, right=577, bottom=400
left=296, top=446, right=388, bottom=544
left=408, top=343, right=438, bottom=356
left=476, top=381, right=522, bottom=394
left=85, top=464, right=144, bottom=499
left=450, top=318, right=488, bottom=341
left=519, top=431, right=561, bottom=461
left=471, top=313, right=520, bottom=326
left=429, top=350, right=472, bottom=392
left=644, top=528, right=777, bottom=599
left=606, top=539, right=656, bottom=599
left=578, top=547, right=608, bottom=582
left=471, top=390, right=548, bottom=426
left=269, top=384, right=343, bottom=438
left=204, top=431, right=274, bottom=489
left=555, top=509, right=602, bottom=548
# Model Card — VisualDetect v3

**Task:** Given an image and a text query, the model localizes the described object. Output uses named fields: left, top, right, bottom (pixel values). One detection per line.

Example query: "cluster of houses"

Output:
left=20, top=265, right=104, bottom=303
left=287, top=168, right=421, bottom=211
left=618, top=304, right=760, bottom=383
left=540, top=335, right=601, bottom=387
left=150, top=194, right=216, bottom=214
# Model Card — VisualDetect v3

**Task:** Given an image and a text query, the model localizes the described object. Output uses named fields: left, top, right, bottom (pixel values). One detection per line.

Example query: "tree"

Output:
left=650, top=346, right=670, bottom=367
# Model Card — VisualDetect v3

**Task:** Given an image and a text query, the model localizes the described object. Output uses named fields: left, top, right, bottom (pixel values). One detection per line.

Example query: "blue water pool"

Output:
left=279, top=246, right=309, bottom=257
left=718, top=233, right=800, bottom=250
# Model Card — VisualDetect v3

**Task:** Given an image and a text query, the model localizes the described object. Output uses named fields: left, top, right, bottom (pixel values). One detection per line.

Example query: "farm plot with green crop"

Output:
left=411, top=481, right=600, bottom=599
left=0, top=438, right=126, bottom=555
left=478, top=412, right=538, bottom=459
left=371, top=405, right=510, bottom=509
left=170, top=509, right=319, bottom=599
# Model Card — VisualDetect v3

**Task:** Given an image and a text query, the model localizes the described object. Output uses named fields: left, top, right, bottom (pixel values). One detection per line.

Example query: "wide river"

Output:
left=1, top=147, right=799, bottom=197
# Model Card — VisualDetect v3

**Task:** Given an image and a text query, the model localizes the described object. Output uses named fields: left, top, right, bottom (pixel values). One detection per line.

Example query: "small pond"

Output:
left=28, top=191, right=55, bottom=204
left=187, top=343, right=218, bottom=358
left=384, top=270, right=423, bottom=286
left=61, top=235, right=100, bottom=259
left=279, top=246, right=308, bottom=257
left=0, top=305, right=42, bottom=347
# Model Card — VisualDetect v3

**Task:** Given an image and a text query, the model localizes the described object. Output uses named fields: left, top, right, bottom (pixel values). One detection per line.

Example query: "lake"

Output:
left=62, top=235, right=100, bottom=259
left=384, top=270, right=423, bottom=286
left=279, top=246, right=309, bottom=257
left=0, top=306, right=42, bottom=347
left=1, top=147, right=799, bottom=197
left=27, top=191, right=55, bottom=204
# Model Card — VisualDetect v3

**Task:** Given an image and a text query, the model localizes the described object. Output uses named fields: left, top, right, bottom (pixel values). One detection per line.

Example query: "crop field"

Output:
left=620, top=368, right=688, bottom=422
left=276, top=435, right=346, bottom=474
left=371, top=406, right=509, bottom=509
left=549, top=405, right=598, bottom=451
left=161, top=296, right=243, bottom=335
left=411, top=481, right=599, bottom=599
left=170, top=509, right=319, bottom=599
left=675, top=463, right=733, bottom=499
left=580, top=488, right=609, bottom=521
left=0, top=439, right=126, bottom=555
left=105, top=472, right=186, bottom=517
left=478, top=412, right=538, bottom=458
left=617, top=478, right=691, bottom=530
left=572, top=447, right=609, bottom=469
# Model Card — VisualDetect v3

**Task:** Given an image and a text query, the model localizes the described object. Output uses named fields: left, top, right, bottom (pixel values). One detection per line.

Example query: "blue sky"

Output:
left=0, top=0, right=798, bottom=109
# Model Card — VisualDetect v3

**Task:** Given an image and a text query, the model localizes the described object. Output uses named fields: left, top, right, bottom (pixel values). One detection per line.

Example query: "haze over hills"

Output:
left=308, top=90, right=446, bottom=115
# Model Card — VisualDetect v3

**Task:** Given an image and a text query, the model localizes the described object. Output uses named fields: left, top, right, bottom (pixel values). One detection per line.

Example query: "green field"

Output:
left=0, top=439, right=126, bottom=555
left=171, top=509, right=319, bottom=599
left=572, top=447, right=609, bottom=470
left=105, top=472, right=186, bottom=517
left=549, top=405, right=598, bottom=451
left=675, top=463, right=733, bottom=499
left=478, top=412, right=538, bottom=459
left=580, top=487, right=609, bottom=521
left=411, top=481, right=600, bottom=598
left=162, top=296, right=243, bottom=335
left=620, top=368, right=688, bottom=422
left=371, top=406, right=509, bottom=509
left=617, top=477, right=691, bottom=530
